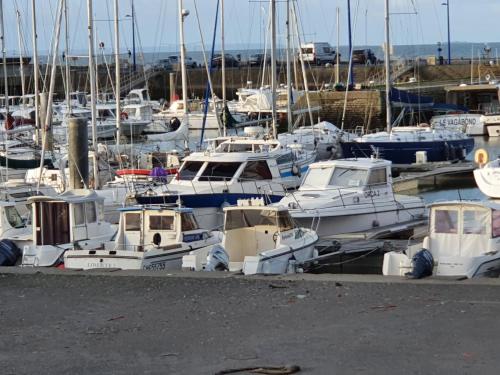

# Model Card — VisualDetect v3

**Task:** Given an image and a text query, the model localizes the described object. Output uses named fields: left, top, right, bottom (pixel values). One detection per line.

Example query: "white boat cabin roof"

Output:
left=215, top=138, right=282, bottom=153
left=28, top=189, right=104, bottom=204
left=310, top=157, right=391, bottom=170
left=429, top=200, right=500, bottom=211
left=118, top=205, right=194, bottom=214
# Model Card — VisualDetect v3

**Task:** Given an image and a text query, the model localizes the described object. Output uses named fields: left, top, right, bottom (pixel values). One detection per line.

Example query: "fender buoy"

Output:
left=120, top=112, right=128, bottom=120
left=291, top=164, right=301, bottom=177
left=474, top=148, right=488, bottom=166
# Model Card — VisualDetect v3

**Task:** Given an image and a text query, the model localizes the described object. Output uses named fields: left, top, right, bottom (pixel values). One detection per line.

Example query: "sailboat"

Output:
left=340, top=0, right=474, bottom=166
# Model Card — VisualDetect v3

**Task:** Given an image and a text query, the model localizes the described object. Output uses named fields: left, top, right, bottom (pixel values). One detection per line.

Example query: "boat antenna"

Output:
left=384, top=0, right=392, bottom=133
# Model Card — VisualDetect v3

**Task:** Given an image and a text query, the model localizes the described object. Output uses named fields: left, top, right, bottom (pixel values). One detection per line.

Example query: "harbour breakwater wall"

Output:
left=2, top=62, right=500, bottom=129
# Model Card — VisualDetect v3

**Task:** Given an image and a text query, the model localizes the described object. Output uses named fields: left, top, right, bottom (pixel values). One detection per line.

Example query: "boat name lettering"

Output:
left=87, top=262, right=114, bottom=268
left=364, top=190, right=380, bottom=198
left=143, top=262, right=166, bottom=271
left=435, top=117, right=477, bottom=127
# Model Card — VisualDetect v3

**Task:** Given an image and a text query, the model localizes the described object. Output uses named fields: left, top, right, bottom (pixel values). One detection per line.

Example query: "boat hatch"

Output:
left=34, top=201, right=70, bottom=246
left=430, top=205, right=498, bottom=257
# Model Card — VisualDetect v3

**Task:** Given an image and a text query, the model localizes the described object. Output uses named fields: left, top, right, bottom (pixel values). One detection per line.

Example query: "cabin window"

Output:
left=149, top=215, right=174, bottom=231
left=225, top=209, right=277, bottom=231
left=4, top=206, right=24, bottom=228
left=367, top=168, right=387, bottom=185
left=178, top=161, right=204, bottom=180
left=125, top=213, right=141, bottom=231
left=301, top=48, right=313, bottom=54
left=181, top=213, right=199, bottom=231
left=463, top=210, right=488, bottom=235
left=277, top=211, right=294, bottom=232
left=198, top=162, right=241, bottom=182
left=302, top=168, right=333, bottom=188
left=240, top=161, right=273, bottom=180
left=276, top=153, right=293, bottom=165
left=74, top=203, right=85, bottom=225
left=434, top=209, right=458, bottom=234
left=492, top=210, right=500, bottom=237
left=329, top=167, right=367, bottom=187
left=85, top=202, right=97, bottom=223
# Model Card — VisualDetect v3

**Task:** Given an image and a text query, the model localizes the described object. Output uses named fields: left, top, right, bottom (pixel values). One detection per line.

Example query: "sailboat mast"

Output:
left=335, top=7, right=340, bottom=85
left=178, top=0, right=188, bottom=116
left=221, top=0, right=226, bottom=135
left=31, top=0, right=40, bottom=144
left=114, top=0, right=121, bottom=147
left=64, top=0, right=71, bottom=114
left=384, top=0, right=392, bottom=132
left=87, top=0, right=99, bottom=188
left=286, top=0, right=292, bottom=133
left=15, top=10, right=26, bottom=108
left=270, top=0, right=277, bottom=139
left=0, top=0, right=9, bottom=118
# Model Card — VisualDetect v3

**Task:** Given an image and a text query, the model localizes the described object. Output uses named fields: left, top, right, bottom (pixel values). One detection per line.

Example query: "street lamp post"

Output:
left=442, top=1, right=451, bottom=65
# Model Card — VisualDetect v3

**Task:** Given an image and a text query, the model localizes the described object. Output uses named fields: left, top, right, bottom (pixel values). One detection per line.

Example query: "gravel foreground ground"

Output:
left=1, top=270, right=499, bottom=375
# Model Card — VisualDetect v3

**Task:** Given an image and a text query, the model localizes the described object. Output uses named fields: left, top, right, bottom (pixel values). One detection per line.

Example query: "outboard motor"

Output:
left=405, top=249, right=434, bottom=279
left=204, top=245, right=229, bottom=271
left=0, top=239, right=21, bottom=266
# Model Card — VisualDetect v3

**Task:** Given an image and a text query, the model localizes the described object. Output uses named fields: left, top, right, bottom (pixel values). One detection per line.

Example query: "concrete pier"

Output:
left=1, top=269, right=499, bottom=374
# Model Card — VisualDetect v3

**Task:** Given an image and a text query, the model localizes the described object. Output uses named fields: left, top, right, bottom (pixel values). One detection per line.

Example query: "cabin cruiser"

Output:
left=383, top=200, right=500, bottom=278
left=182, top=199, right=318, bottom=275
left=279, top=158, right=426, bottom=238
left=135, top=137, right=316, bottom=229
left=64, top=205, right=221, bottom=270
left=21, top=189, right=115, bottom=267
left=341, top=126, right=475, bottom=166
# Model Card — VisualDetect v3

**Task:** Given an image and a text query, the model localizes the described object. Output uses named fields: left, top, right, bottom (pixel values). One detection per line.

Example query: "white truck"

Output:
left=299, top=42, right=337, bottom=65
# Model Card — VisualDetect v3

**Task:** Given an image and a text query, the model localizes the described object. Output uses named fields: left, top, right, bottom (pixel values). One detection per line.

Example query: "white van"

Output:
left=300, top=42, right=336, bottom=65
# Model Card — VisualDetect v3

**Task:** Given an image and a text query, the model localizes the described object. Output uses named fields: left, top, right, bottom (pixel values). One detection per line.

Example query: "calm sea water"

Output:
left=417, top=135, right=498, bottom=204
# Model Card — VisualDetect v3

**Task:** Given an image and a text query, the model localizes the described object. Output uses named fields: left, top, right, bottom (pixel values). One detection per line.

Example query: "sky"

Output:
left=3, top=0, right=500, bottom=56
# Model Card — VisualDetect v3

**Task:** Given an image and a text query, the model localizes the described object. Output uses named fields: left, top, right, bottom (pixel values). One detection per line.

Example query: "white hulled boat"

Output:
left=182, top=198, right=318, bottom=275
left=279, top=157, right=426, bottom=238
left=383, top=200, right=500, bottom=278
left=64, top=205, right=221, bottom=270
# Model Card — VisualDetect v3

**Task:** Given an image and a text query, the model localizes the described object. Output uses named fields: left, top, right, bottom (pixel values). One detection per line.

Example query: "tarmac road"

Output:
left=1, top=270, right=499, bottom=374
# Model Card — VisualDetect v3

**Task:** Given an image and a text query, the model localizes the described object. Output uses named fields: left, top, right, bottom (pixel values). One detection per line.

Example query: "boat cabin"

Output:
left=115, top=206, right=208, bottom=251
left=125, top=89, right=151, bottom=105
left=222, top=199, right=298, bottom=267
left=300, top=158, right=392, bottom=193
left=29, top=190, right=107, bottom=248
left=427, top=201, right=500, bottom=260
left=123, top=104, right=154, bottom=121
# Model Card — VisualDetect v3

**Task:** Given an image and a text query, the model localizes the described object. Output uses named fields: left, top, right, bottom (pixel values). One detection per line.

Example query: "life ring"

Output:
left=474, top=148, right=489, bottom=166
left=120, top=112, right=128, bottom=120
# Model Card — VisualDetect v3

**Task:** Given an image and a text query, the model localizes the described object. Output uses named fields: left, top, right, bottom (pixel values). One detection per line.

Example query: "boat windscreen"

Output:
left=302, top=167, right=332, bottom=188
left=328, top=167, right=367, bottom=187
left=198, top=162, right=241, bottom=181
left=225, top=209, right=277, bottom=230
left=4, top=206, right=24, bottom=228
left=178, top=161, right=204, bottom=180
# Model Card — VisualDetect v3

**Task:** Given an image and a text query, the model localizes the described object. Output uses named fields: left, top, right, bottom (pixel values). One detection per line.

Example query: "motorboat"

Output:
left=474, top=156, right=500, bottom=199
left=482, top=114, right=500, bottom=137
left=383, top=200, right=500, bottom=278
left=341, top=126, right=475, bottom=166
left=135, top=137, right=316, bottom=229
left=21, top=189, right=115, bottom=267
left=0, top=200, right=33, bottom=266
left=278, top=121, right=342, bottom=160
left=279, top=157, right=426, bottom=238
left=64, top=205, right=221, bottom=270
left=182, top=198, right=318, bottom=275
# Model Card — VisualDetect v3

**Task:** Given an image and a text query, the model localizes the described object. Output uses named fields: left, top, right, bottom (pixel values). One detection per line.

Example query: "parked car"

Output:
left=210, top=53, right=240, bottom=68
left=299, top=42, right=337, bottom=65
left=247, top=53, right=271, bottom=67
left=352, top=49, right=377, bottom=65
left=158, top=55, right=197, bottom=70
